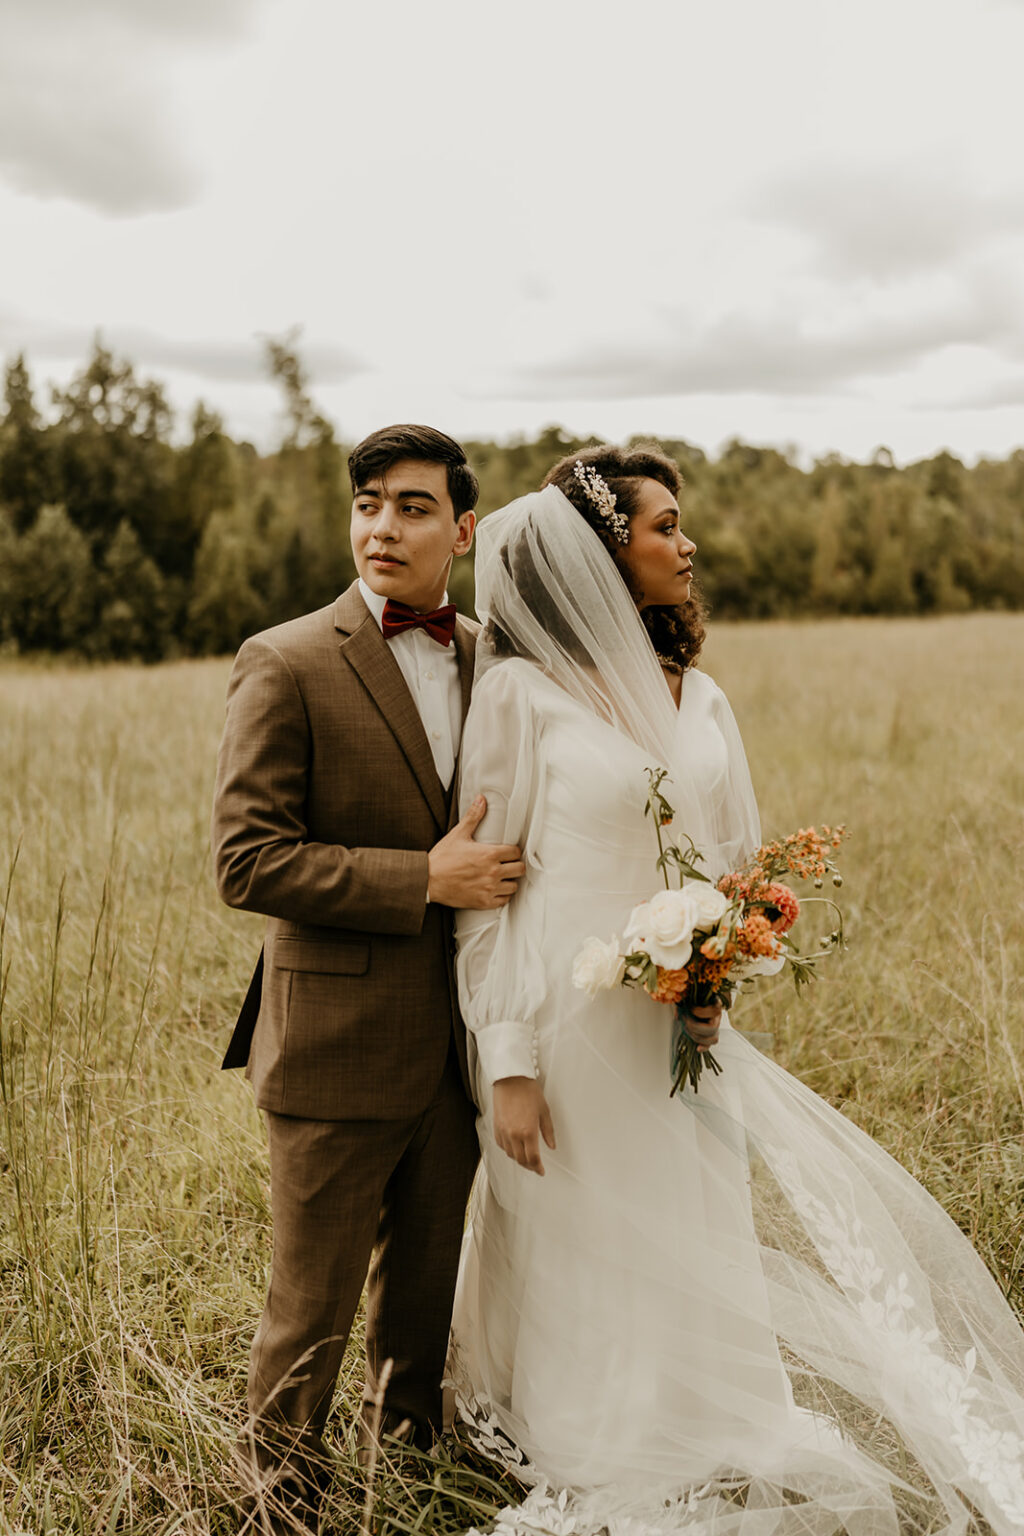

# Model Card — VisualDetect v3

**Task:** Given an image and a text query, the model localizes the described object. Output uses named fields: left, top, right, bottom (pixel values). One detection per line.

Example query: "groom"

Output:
left=211, top=424, right=524, bottom=1525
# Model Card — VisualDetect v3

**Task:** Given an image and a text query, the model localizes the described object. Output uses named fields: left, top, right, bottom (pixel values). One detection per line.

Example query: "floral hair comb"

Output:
left=573, top=461, right=630, bottom=545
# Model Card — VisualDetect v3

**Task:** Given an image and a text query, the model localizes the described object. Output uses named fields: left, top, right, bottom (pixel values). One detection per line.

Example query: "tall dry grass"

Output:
left=0, top=614, right=1022, bottom=1533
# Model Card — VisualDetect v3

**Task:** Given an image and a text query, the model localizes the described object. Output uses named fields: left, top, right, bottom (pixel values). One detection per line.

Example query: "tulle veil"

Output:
left=470, top=483, right=760, bottom=877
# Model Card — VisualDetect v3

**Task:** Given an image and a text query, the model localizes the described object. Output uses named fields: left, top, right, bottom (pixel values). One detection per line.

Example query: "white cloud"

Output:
left=0, top=0, right=260, bottom=214
left=1, top=0, right=1023, bottom=463
left=106, top=326, right=363, bottom=388
left=756, top=162, right=1024, bottom=282
left=29, top=0, right=254, bottom=39
left=470, top=272, right=1024, bottom=402
left=0, top=310, right=364, bottom=394
left=940, top=375, right=1024, bottom=411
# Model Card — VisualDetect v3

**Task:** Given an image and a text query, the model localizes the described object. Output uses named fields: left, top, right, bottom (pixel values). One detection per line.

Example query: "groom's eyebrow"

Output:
left=395, top=488, right=441, bottom=505
left=355, top=483, right=441, bottom=505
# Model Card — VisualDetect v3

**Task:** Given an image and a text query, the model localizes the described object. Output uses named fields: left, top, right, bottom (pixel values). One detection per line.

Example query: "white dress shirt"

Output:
left=358, top=579, right=462, bottom=790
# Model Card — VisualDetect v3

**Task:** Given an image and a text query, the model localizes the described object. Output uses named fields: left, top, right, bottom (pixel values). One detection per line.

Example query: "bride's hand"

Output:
left=680, top=998, right=724, bottom=1052
left=492, top=1076, right=556, bottom=1176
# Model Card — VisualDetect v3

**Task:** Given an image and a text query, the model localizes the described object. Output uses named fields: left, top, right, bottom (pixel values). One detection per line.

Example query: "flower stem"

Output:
left=670, top=1004, right=723, bottom=1096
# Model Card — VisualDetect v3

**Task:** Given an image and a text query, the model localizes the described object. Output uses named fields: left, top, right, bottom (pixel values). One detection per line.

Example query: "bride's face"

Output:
left=616, top=478, right=696, bottom=609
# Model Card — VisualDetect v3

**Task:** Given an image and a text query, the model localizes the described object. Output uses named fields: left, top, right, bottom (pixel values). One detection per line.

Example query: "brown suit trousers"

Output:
left=211, top=584, right=479, bottom=1452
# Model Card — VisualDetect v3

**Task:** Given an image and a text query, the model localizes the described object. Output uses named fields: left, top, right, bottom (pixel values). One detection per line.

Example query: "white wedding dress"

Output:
left=448, top=487, right=1024, bottom=1536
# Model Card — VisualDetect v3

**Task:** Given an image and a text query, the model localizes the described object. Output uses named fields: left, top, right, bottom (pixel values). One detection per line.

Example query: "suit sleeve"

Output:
left=211, top=635, right=429, bottom=934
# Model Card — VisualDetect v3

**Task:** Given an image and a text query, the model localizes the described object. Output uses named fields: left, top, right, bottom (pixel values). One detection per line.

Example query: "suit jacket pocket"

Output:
left=272, top=937, right=370, bottom=975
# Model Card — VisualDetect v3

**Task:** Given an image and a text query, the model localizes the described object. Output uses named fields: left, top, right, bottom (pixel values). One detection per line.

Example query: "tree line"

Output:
left=1, top=339, right=1022, bottom=661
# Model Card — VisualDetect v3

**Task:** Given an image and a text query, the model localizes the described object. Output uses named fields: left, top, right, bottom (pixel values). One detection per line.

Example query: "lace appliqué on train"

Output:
left=773, top=1149, right=1024, bottom=1529
left=447, top=1337, right=766, bottom=1536
left=445, top=1334, right=537, bottom=1479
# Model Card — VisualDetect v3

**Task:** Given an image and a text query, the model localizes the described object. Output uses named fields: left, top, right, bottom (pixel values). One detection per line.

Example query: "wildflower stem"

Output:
left=645, top=769, right=674, bottom=891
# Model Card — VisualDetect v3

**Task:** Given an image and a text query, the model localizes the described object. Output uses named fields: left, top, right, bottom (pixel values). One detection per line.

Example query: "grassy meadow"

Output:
left=1, top=613, right=1023, bottom=1534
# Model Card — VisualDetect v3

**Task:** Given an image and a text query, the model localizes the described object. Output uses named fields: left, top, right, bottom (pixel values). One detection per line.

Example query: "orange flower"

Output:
left=648, top=966, right=689, bottom=1003
left=691, top=954, right=735, bottom=991
left=763, top=883, right=800, bottom=933
left=737, top=911, right=779, bottom=959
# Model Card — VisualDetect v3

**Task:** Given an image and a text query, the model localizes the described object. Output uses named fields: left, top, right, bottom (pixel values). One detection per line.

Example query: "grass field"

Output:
left=1, top=613, right=1023, bottom=1535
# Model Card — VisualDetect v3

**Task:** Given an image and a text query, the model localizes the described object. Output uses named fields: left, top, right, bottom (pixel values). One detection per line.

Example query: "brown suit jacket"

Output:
left=211, top=581, right=478, bottom=1121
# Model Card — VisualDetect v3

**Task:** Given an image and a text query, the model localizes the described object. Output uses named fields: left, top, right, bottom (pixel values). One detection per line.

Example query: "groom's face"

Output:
left=350, top=458, right=475, bottom=611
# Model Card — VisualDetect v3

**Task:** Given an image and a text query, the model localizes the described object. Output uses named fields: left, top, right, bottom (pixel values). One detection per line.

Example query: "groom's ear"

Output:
left=453, top=509, right=476, bottom=557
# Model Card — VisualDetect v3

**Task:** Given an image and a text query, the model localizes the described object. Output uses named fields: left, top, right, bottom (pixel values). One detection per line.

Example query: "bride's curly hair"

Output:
left=541, top=443, right=706, bottom=672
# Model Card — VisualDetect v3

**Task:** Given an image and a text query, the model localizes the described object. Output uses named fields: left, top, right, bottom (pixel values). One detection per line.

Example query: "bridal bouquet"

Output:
left=572, top=769, right=847, bottom=1094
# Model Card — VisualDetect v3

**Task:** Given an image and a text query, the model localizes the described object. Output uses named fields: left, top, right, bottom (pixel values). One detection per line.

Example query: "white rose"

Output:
left=623, top=888, right=698, bottom=970
left=572, top=935, right=625, bottom=998
left=685, top=881, right=729, bottom=931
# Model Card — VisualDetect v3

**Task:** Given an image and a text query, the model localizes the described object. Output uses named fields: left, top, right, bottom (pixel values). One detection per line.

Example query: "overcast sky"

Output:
left=1, top=0, right=1023, bottom=465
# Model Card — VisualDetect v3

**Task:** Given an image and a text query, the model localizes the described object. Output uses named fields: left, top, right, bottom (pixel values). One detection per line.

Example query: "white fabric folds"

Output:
left=451, top=488, right=1024, bottom=1535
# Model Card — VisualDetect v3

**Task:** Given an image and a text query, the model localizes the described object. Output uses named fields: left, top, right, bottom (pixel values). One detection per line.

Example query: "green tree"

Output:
left=50, top=338, right=179, bottom=569
left=261, top=331, right=354, bottom=610
left=175, top=401, right=240, bottom=547
left=925, top=450, right=965, bottom=505
left=0, top=354, right=54, bottom=533
left=187, top=510, right=267, bottom=654
left=93, top=519, right=171, bottom=660
left=5, top=505, right=96, bottom=651
left=0, top=508, right=17, bottom=646
left=930, top=555, right=971, bottom=614
left=5, top=338, right=1024, bottom=654
left=810, top=482, right=856, bottom=612
left=866, top=536, right=915, bottom=613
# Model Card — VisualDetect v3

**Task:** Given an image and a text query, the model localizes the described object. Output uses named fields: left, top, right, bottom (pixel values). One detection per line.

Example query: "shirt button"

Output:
left=425, top=669, right=435, bottom=680
left=432, top=731, right=441, bottom=741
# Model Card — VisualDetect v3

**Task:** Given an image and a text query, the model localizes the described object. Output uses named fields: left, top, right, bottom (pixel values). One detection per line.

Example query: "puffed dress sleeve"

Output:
left=455, top=662, right=548, bottom=1098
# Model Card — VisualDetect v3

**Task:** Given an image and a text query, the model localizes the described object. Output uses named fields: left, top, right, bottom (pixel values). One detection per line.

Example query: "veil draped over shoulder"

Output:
left=451, top=486, right=1024, bottom=1536
left=471, top=483, right=761, bottom=876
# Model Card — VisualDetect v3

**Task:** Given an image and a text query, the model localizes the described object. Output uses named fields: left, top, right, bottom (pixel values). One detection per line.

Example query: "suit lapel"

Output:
left=335, top=585, right=448, bottom=831
left=447, top=616, right=478, bottom=830
left=453, top=616, right=476, bottom=727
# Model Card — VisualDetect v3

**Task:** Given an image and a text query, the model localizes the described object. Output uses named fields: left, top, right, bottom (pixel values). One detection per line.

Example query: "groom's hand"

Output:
left=492, top=1077, right=556, bottom=1176
left=427, top=795, right=525, bottom=909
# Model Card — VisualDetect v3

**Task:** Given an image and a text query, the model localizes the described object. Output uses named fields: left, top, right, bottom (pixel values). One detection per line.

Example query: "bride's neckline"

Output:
left=662, top=665, right=684, bottom=711
left=508, top=656, right=687, bottom=732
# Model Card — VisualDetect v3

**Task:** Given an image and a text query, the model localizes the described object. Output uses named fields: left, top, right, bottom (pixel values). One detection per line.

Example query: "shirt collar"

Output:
left=358, top=577, right=450, bottom=635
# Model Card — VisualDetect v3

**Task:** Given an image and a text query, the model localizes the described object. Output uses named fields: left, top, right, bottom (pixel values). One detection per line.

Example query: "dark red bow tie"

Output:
left=381, top=599, right=457, bottom=647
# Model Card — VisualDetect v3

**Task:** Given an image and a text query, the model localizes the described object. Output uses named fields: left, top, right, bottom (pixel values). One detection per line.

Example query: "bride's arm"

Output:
left=456, top=665, right=555, bottom=1172
left=705, top=677, right=763, bottom=869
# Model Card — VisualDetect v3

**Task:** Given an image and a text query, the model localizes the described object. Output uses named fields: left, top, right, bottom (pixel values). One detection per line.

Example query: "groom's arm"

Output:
left=212, top=636, right=521, bottom=932
left=212, top=636, right=429, bottom=933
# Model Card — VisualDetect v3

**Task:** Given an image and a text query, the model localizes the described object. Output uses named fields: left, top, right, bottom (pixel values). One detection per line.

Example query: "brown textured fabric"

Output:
left=249, top=1055, right=478, bottom=1441
left=211, top=581, right=481, bottom=1480
left=211, top=581, right=478, bottom=1120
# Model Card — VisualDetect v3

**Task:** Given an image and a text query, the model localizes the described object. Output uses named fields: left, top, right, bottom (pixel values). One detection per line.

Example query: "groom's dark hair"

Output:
left=348, top=425, right=479, bottom=518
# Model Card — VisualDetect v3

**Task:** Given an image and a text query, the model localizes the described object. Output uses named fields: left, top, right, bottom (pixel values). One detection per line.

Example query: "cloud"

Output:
left=477, top=280, right=1024, bottom=403
left=0, top=92, right=196, bottom=216
left=756, top=163, right=1024, bottom=282
left=0, top=2, right=258, bottom=214
left=0, top=313, right=365, bottom=389
left=938, top=375, right=1024, bottom=411
left=115, top=328, right=366, bottom=387
left=29, top=0, right=254, bottom=40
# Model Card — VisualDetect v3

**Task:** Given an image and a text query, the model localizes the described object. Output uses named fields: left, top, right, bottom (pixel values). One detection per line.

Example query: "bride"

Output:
left=448, top=444, right=1024, bottom=1535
